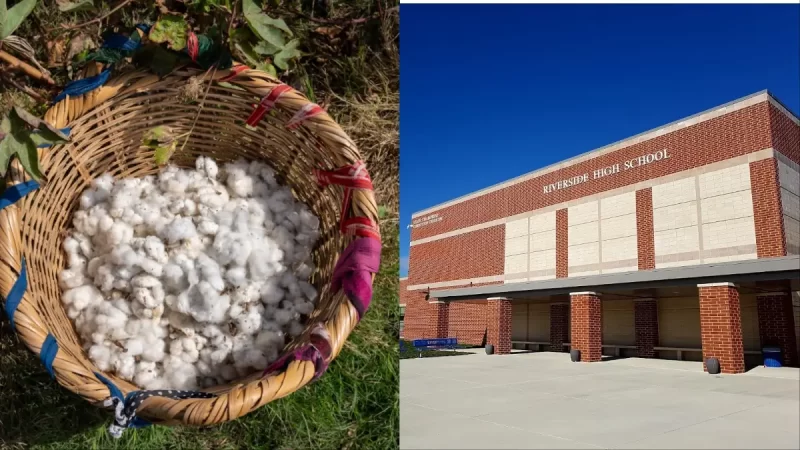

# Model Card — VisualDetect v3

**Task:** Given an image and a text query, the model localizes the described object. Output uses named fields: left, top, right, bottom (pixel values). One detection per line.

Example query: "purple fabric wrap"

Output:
left=331, top=237, right=381, bottom=319
left=262, top=237, right=380, bottom=381
left=263, top=323, right=333, bottom=381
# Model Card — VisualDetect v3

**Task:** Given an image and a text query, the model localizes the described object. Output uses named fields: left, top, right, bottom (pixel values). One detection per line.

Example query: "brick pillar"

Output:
left=634, top=299, right=659, bottom=358
left=549, top=303, right=569, bottom=352
left=570, top=292, right=602, bottom=362
left=756, top=293, right=798, bottom=367
left=428, top=301, right=450, bottom=339
left=635, top=188, right=655, bottom=270
left=487, top=297, right=512, bottom=355
left=698, top=283, right=745, bottom=374
left=750, top=158, right=786, bottom=258
left=556, top=208, right=569, bottom=278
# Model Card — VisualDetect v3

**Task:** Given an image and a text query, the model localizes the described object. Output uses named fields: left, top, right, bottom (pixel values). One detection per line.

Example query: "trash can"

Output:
left=763, top=347, right=783, bottom=367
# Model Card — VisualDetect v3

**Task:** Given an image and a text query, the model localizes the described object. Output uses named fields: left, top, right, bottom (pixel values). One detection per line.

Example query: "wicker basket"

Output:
left=0, top=63, right=381, bottom=432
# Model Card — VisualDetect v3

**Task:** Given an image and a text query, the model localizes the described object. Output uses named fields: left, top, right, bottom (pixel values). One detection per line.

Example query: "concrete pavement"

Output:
left=400, top=351, right=800, bottom=449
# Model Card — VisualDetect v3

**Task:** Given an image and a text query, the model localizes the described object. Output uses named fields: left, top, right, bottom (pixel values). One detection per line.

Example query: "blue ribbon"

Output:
left=103, top=33, right=141, bottom=52
left=53, top=69, right=113, bottom=103
left=0, top=180, right=39, bottom=210
left=40, top=333, right=59, bottom=379
left=94, top=371, right=217, bottom=437
left=2, top=257, right=27, bottom=331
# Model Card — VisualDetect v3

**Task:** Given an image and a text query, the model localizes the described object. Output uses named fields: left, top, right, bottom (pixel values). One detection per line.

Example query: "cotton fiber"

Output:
left=61, top=157, right=320, bottom=390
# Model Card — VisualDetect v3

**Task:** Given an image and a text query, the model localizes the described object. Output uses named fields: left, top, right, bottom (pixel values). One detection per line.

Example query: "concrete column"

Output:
left=487, top=297, right=512, bottom=355
left=428, top=301, right=450, bottom=339
left=698, top=283, right=745, bottom=374
left=570, top=292, right=602, bottom=362
left=549, top=303, right=569, bottom=352
left=756, top=292, right=798, bottom=367
left=634, top=298, right=659, bottom=358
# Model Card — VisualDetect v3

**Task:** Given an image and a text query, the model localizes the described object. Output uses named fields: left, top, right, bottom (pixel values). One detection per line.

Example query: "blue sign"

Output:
left=412, top=338, right=457, bottom=349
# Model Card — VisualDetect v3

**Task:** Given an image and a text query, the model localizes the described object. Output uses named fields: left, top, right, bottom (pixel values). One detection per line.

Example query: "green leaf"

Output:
left=255, top=62, right=276, bottom=77
left=229, top=27, right=261, bottom=66
left=242, top=0, right=289, bottom=49
left=0, top=0, right=36, bottom=40
left=273, top=38, right=302, bottom=70
left=143, top=125, right=174, bottom=145
left=0, top=117, right=15, bottom=177
left=149, top=14, right=188, bottom=50
left=6, top=112, right=43, bottom=181
left=57, top=0, right=94, bottom=12
left=252, top=39, right=281, bottom=56
left=153, top=141, right=177, bottom=165
left=10, top=107, right=69, bottom=144
left=378, top=205, right=388, bottom=220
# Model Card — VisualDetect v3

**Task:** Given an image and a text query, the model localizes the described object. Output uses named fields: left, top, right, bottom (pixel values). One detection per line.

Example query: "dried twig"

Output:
left=0, top=72, right=49, bottom=103
left=61, top=0, right=137, bottom=30
left=0, top=49, right=55, bottom=84
left=294, top=5, right=398, bottom=25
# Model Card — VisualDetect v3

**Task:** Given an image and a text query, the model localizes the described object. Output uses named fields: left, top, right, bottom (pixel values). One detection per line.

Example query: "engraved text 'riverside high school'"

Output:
left=542, top=149, right=671, bottom=194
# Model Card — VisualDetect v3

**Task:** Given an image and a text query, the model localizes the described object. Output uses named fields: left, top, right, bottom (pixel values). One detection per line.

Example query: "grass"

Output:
left=0, top=1, right=399, bottom=448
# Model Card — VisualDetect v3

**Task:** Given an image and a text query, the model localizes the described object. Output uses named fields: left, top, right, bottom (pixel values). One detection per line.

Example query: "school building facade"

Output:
left=400, top=90, right=800, bottom=373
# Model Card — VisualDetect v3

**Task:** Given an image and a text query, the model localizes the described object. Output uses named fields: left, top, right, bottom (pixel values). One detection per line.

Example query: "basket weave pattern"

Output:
left=0, top=63, right=380, bottom=426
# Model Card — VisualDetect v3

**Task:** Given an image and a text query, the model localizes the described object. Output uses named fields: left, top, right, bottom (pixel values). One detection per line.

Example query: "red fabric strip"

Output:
left=219, top=65, right=250, bottom=82
left=187, top=32, right=199, bottom=62
left=246, top=84, right=292, bottom=128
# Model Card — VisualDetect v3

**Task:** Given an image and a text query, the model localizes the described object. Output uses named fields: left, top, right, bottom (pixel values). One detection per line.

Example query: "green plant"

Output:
left=0, top=0, right=36, bottom=40
left=0, top=107, right=70, bottom=182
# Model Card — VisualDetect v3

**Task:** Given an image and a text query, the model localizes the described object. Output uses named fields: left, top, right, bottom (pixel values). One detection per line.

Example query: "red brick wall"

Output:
left=410, top=102, right=773, bottom=242
left=636, top=189, right=656, bottom=270
left=487, top=298, right=512, bottom=354
left=570, top=293, right=602, bottom=362
left=769, top=104, right=800, bottom=165
left=428, top=302, right=450, bottom=339
left=750, top=158, right=786, bottom=258
left=400, top=284, right=431, bottom=341
left=556, top=208, right=569, bottom=278
left=549, top=303, right=569, bottom=352
left=634, top=299, right=659, bottom=358
left=408, top=226, right=504, bottom=285
left=699, top=284, right=745, bottom=374
left=448, top=301, right=487, bottom=346
left=756, top=293, right=798, bottom=367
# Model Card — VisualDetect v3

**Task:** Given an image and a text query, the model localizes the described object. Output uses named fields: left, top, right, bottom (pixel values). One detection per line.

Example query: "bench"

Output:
left=654, top=346, right=761, bottom=361
left=410, top=338, right=458, bottom=357
left=511, top=341, right=551, bottom=351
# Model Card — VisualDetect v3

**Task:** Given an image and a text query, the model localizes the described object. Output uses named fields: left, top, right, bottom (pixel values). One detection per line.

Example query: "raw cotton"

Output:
left=61, top=157, right=320, bottom=390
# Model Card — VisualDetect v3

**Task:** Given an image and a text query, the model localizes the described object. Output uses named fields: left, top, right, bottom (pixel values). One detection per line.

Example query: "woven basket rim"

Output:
left=0, top=62, right=380, bottom=428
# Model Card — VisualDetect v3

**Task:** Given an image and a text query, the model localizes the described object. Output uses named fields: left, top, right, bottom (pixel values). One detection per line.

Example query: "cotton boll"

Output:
left=273, top=308, right=293, bottom=326
left=89, top=344, right=112, bottom=371
left=63, top=285, right=103, bottom=311
left=114, top=354, right=137, bottom=380
left=134, top=361, right=159, bottom=388
left=141, top=338, right=165, bottom=363
left=162, top=266, right=186, bottom=294
left=260, top=279, right=284, bottom=305
left=161, top=217, right=197, bottom=244
left=235, top=308, right=262, bottom=335
left=225, top=267, right=247, bottom=288
left=197, top=219, right=219, bottom=236
left=125, top=337, right=145, bottom=356
left=132, top=274, right=161, bottom=289
left=144, top=236, right=168, bottom=263
left=295, top=300, right=314, bottom=316
left=59, top=269, right=87, bottom=290
left=219, top=364, right=238, bottom=381
left=67, top=252, right=87, bottom=271
left=138, top=258, right=163, bottom=277
left=288, top=321, right=305, bottom=338
left=298, top=281, right=318, bottom=302
left=110, top=244, right=140, bottom=267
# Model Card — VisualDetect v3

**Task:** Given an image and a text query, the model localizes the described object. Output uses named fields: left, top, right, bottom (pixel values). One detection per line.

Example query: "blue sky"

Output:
left=399, top=4, right=800, bottom=277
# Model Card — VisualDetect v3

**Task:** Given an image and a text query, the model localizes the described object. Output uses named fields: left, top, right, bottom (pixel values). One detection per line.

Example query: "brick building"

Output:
left=401, top=90, right=800, bottom=373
